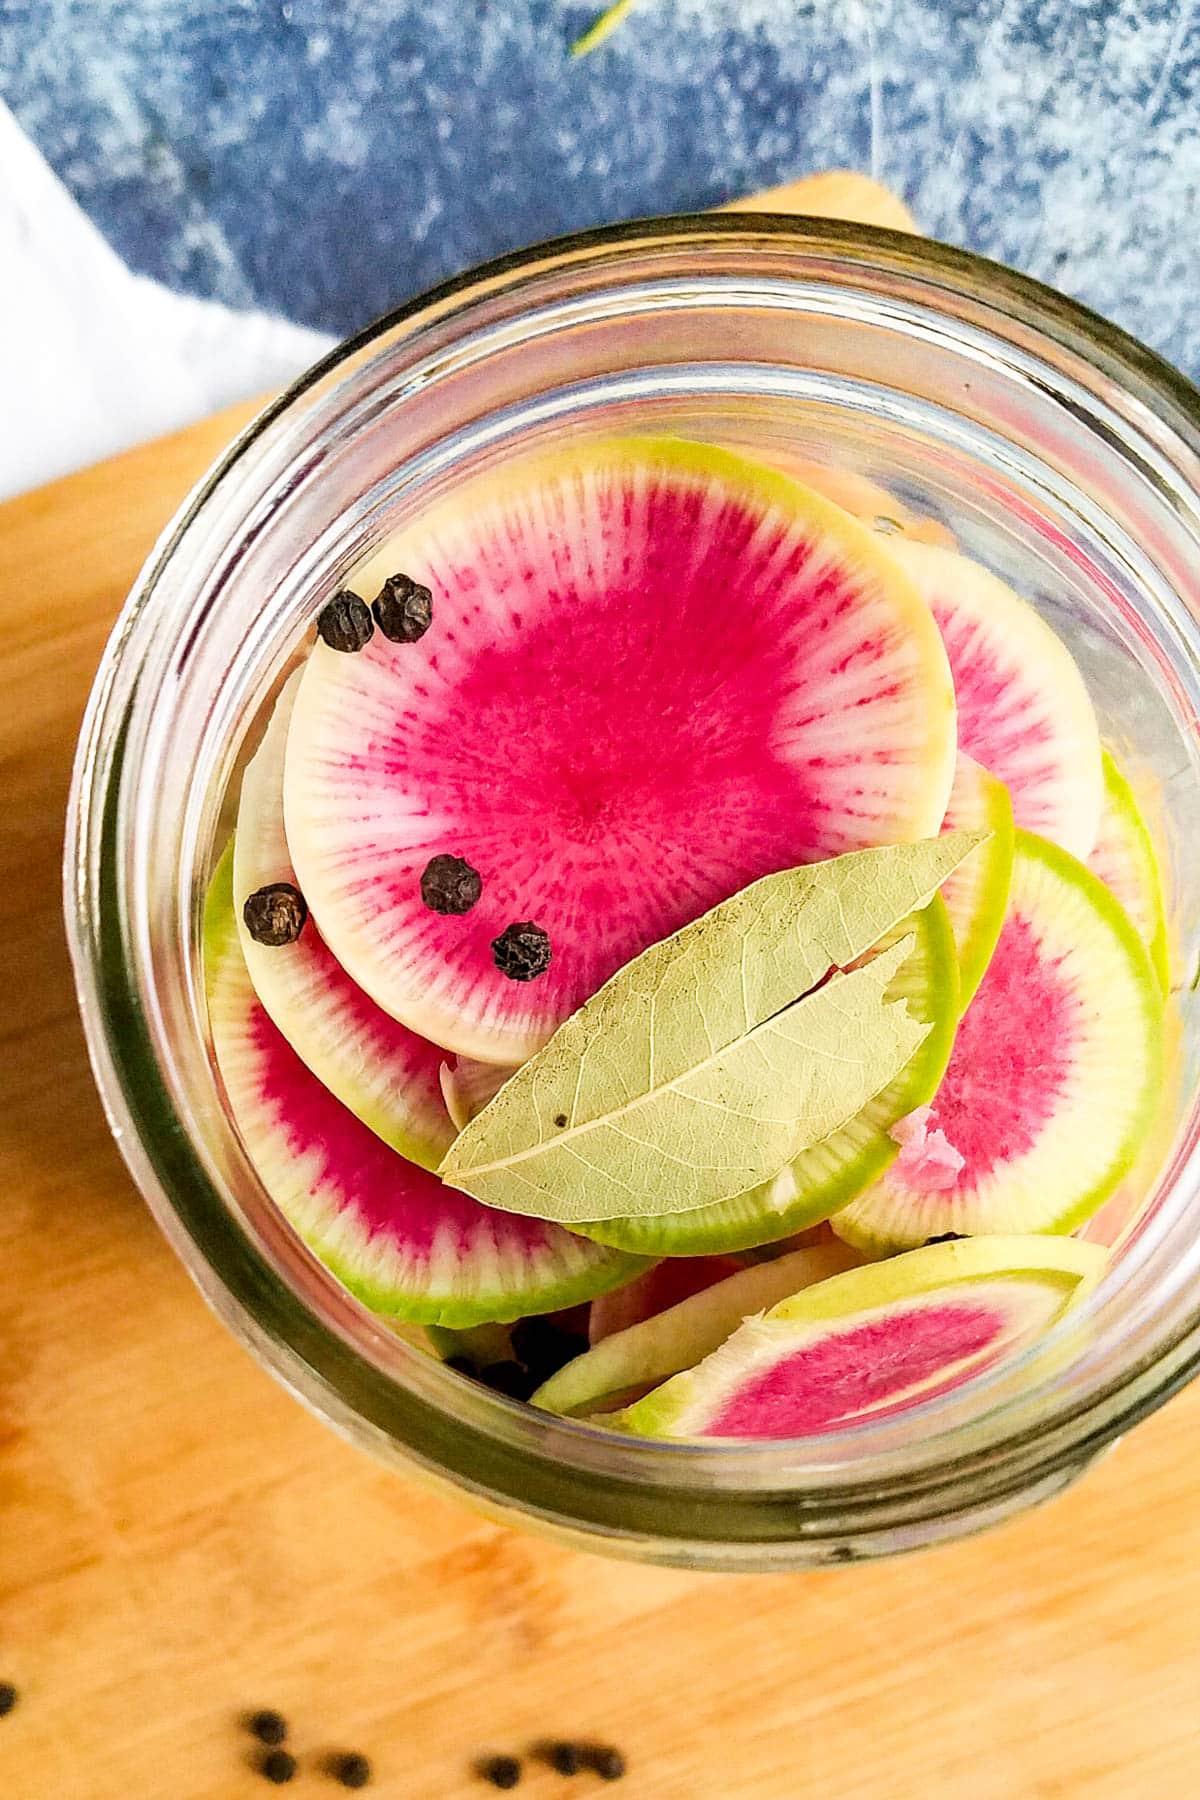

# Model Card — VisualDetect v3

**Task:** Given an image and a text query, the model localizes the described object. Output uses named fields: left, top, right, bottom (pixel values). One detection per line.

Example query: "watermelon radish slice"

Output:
left=587, top=1256, right=749, bottom=1345
left=833, top=831, right=1164, bottom=1254
left=611, top=1235, right=1105, bottom=1441
left=581, top=894, right=959, bottom=1258
left=939, top=753, right=1014, bottom=1008
left=725, top=447, right=957, bottom=549
left=205, top=852, right=640, bottom=1324
left=533, top=1242, right=860, bottom=1418
left=882, top=539, right=1103, bottom=860
left=1080, top=1002, right=1183, bottom=1250
left=1088, top=750, right=1170, bottom=994
left=438, top=1056, right=514, bottom=1133
left=234, top=672, right=454, bottom=1170
left=425, top=1320, right=514, bottom=1366
left=284, top=438, right=957, bottom=1064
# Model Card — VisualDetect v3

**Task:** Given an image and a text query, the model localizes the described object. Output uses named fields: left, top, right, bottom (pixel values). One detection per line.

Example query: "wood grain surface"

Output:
left=3, top=187, right=1200, bottom=1800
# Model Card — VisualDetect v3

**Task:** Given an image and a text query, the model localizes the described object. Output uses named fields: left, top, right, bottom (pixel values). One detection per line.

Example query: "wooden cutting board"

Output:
left=4, top=198, right=1200, bottom=1799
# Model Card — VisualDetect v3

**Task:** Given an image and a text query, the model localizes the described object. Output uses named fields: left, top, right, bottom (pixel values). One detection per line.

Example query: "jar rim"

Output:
left=65, top=212, right=1200, bottom=1563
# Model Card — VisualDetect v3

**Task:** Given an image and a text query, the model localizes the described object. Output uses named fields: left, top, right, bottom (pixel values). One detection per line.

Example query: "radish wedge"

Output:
left=612, top=1235, right=1105, bottom=1440
left=533, top=1241, right=860, bottom=1417
left=588, top=1257, right=748, bottom=1344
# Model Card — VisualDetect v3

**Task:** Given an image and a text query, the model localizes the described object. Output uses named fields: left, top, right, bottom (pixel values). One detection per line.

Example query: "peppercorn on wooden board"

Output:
left=5, top=180, right=1200, bottom=1800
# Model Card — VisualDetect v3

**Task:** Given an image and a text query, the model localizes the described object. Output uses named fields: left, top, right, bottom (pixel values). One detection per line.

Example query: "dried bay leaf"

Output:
left=580, top=894, right=960, bottom=1256
left=440, top=834, right=984, bottom=1224
left=443, top=939, right=925, bottom=1222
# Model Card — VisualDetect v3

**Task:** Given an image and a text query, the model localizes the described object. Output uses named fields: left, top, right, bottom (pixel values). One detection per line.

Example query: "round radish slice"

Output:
left=939, top=752, right=1014, bottom=1007
left=534, top=1242, right=860, bottom=1418
left=614, top=1235, right=1105, bottom=1441
left=1088, top=750, right=1170, bottom=994
left=205, top=852, right=640, bottom=1325
left=883, top=539, right=1103, bottom=860
left=234, top=672, right=454, bottom=1170
left=284, top=438, right=957, bottom=1063
left=582, top=894, right=959, bottom=1258
left=833, top=831, right=1163, bottom=1254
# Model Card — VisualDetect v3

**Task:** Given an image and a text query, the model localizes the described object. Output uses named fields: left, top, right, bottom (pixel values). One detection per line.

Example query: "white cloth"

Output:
left=0, top=100, right=335, bottom=501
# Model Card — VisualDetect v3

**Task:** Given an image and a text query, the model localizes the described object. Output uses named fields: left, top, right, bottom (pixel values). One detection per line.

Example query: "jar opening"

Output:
left=67, top=217, right=1200, bottom=1565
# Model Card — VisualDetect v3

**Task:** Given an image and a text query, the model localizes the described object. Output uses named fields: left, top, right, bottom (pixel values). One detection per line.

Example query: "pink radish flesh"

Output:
left=708, top=1298, right=1006, bottom=1437
left=284, top=441, right=955, bottom=1060
left=892, top=914, right=1073, bottom=1194
left=832, top=833, right=1162, bottom=1250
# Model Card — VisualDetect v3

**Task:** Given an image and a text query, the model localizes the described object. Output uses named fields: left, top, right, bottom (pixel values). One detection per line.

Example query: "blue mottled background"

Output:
left=2, top=0, right=1199, bottom=371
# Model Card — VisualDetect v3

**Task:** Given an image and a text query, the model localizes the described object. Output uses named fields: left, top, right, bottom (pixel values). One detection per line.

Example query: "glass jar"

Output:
left=65, top=216, right=1200, bottom=1571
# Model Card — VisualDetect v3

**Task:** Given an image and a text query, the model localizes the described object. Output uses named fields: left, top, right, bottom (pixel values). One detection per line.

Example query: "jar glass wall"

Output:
left=66, top=218, right=1200, bottom=1570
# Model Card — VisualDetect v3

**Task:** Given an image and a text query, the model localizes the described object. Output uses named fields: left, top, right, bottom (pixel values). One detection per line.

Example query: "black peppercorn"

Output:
left=317, top=590, right=374, bottom=653
left=479, top=1362, right=539, bottom=1401
left=242, top=884, right=308, bottom=947
left=491, top=922, right=552, bottom=982
left=510, top=1318, right=588, bottom=1385
left=260, top=1748, right=298, bottom=1783
left=420, top=853, right=483, bottom=915
left=329, top=1750, right=373, bottom=1788
left=372, top=573, right=433, bottom=643
left=0, top=1684, right=17, bottom=1719
left=583, top=1745, right=627, bottom=1781
left=247, top=1709, right=288, bottom=1746
left=478, top=1753, right=522, bottom=1789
